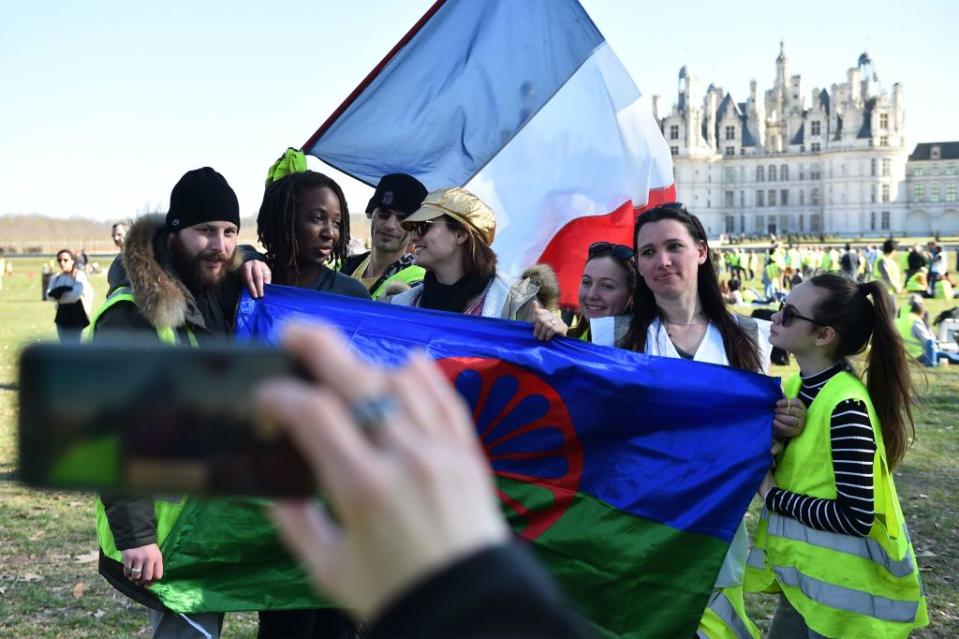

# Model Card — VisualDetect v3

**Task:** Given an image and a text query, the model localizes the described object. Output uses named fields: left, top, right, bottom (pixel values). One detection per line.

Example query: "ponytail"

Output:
left=810, top=275, right=916, bottom=468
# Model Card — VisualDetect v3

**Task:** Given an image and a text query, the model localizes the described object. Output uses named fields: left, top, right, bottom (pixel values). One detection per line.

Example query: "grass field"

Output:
left=1, top=255, right=957, bottom=637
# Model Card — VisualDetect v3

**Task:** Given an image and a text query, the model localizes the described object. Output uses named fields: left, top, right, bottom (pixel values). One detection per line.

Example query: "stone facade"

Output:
left=655, top=44, right=914, bottom=238
left=905, top=142, right=959, bottom=235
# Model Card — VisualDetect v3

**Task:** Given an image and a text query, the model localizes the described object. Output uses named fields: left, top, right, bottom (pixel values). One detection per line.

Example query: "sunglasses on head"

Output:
left=777, top=301, right=826, bottom=327
left=588, top=242, right=634, bottom=261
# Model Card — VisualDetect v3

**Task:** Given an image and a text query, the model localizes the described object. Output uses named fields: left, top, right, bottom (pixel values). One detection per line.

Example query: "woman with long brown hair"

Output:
left=748, top=273, right=928, bottom=637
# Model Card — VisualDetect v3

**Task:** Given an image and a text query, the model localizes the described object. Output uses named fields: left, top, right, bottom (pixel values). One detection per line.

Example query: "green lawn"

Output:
left=1, top=256, right=956, bottom=637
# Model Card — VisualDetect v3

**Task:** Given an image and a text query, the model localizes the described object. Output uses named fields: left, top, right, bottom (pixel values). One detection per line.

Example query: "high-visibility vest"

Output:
left=904, top=268, right=928, bottom=293
left=371, top=264, right=425, bottom=299
left=935, top=279, right=954, bottom=299
left=894, top=312, right=925, bottom=360
left=872, top=254, right=902, bottom=293
left=744, top=372, right=928, bottom=639
left=697, top=522, right=761, bottom=639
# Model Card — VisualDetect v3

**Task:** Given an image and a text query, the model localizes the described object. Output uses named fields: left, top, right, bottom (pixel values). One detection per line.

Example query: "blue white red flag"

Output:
left=236, top=287, right=776, bottom=637
left=303, top=0, right=675, bottom=307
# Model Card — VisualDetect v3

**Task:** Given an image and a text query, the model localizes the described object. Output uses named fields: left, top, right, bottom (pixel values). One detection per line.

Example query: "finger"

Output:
left=255, top=379, right=372, bottom=491
left=141, top=558, right=155, bottom=584
left=390, top=358, right=441, bottom=440
left=405, top=352, right=478, bottom=446
left=154, top=554, right=163, bottom=582
left=530, top=299, right=543, bottom=313
left=282, top=324, right=392, bottom=405
left=271, top=501, right=342, bottom=595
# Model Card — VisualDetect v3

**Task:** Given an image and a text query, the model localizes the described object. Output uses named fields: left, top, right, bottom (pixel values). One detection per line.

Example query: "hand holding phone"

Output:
left=18, top=339, right=314, bottom=496
left=260, top=324, right=509, bottom=620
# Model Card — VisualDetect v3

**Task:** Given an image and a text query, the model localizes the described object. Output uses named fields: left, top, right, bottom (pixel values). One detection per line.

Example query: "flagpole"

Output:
left=301, top=0, right=449, bottom=152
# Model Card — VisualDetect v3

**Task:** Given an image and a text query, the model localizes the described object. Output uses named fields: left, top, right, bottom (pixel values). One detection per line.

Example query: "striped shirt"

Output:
left=765, top=363, right=877, bottom=537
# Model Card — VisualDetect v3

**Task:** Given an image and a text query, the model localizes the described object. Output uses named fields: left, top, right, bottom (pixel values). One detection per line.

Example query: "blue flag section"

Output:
left=303, top=0, right=604, bottom=188
left=236, top=285, right=778, bottom=543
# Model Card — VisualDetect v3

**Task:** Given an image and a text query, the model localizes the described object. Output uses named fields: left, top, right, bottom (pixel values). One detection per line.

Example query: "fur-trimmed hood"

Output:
left=519, top=264, right=560, bottom=310
left=121, top=214, right=241, bottom=329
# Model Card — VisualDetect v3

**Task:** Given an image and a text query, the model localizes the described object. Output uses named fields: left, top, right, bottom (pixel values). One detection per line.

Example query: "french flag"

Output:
left=303, top=0, right=675, bottom=307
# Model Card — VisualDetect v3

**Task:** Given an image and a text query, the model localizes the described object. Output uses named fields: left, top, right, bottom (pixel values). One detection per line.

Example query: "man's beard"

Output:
left=170, top=237, right=230, bottom=291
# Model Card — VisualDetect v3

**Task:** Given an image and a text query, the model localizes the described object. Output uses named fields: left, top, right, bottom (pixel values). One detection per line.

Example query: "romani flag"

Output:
left=302, top=0, right=675, bottom=308
left=236, top=287, right=776, bottom=638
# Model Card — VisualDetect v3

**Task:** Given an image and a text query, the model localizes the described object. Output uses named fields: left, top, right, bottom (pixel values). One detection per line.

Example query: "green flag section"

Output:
left=151, top=498, right=330, bottom=612
left=499, top=478, right=726, bottom=638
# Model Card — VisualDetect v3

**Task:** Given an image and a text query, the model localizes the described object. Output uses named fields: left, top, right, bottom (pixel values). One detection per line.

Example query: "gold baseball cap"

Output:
left=401, top=187, right=497, bottom=245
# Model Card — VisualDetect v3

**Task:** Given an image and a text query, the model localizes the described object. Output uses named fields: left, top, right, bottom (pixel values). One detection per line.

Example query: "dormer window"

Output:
left=931, top=145, right=941, bottom=160
left=810, top=121, right=821, bottom=136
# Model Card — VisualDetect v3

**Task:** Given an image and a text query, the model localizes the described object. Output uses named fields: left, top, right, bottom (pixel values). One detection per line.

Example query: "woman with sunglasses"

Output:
left=46, top=248, right=94, bottom=342
left=746, top=274, right=927, bottom=638
left=530, top=242, right=636, bottom=343
left=388, top=187, right=558, bottom=319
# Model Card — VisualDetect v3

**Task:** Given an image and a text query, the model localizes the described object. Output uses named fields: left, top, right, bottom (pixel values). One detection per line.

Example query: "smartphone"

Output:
left=18, top=339, right=315, bottom=496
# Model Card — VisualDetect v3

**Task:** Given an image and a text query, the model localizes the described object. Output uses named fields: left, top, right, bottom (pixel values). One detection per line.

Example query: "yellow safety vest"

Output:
left=872, top=255, right=902, bottom=293
left=934, top=279, right=954, bottom=300
left=894, top=312, right=925, bottom=360
left=744, top=372, right=928, bottom=639
left=83, top=287, right=196, bottom=565
left=904, top=268, right=927, bottom=293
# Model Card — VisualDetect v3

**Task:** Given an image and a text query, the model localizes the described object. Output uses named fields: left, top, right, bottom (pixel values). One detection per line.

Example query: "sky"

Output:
left=2, top=0, right=957, bottom=222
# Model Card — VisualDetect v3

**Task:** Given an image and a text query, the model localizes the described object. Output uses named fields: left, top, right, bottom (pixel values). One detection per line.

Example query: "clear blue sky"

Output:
left=2, top=0, right=956, bottom=221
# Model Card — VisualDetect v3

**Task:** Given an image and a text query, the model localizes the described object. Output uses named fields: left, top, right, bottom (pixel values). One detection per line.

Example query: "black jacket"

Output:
left=92, top=214, right=244, bottom=609
left=369, top=543, right=594, bottom=639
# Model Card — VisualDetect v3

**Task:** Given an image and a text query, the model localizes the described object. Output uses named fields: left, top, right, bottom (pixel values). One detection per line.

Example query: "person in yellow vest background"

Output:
left=341, top=173, right=428, bottom=299
left=896, top=294, right=959, bottom=367
left=872, top=238, right=903, bottom=296
left=746, top=273, right=928, bottom=638
left=934, top=271, right=958, bottom=299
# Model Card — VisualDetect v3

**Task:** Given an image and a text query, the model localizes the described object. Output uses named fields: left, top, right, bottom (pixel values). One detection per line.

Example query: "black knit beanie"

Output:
left=166, top=167, right=241, bottom=231
left=365, top=173, right=428, bottom=217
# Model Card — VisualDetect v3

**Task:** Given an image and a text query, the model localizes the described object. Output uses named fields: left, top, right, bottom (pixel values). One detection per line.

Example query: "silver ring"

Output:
left=130, top=567, right=142, bottom=576
left=350, top=394, right=399, bottom=436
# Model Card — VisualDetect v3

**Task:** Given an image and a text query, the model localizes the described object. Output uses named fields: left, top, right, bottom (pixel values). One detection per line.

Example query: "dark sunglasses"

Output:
left=57, top=257, right=73, bottom=263
left=409, top=219, right=449, bottom=237
left=777, top=302, right=826, bottom=327
left=588, top=242, right=634, bottom=261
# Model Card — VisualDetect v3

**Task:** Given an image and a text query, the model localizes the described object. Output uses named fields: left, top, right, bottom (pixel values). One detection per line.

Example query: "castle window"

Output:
left=799, top=164, right=805, bottom=180
left=768, top=165, right=777, bottom=181
left=670, top=146, right=679, bottom=156
left=756, top=190, right=765, bottom=206
left=882, top=184, right=891, bottom=203
left=740, top=190, right=745, bottom=207
left=870, top=158, right=876, bottom=176
left=879, top=113, right=889, bottom=129
left=881, top=158, right=891, bottom=177
left=810, top=214, right=822, bottom=232
left=810, top=163, right=821, bottom=179
left=930, top=183, right=940, bottom=202
left=914, top=166, right=924, bottom=177
left=946, top=162, right=956, bottom=176
left=881, top=211, right=890, bottom=230
left=781, top=189, right=789, bottom=205
left=799, top=190, right=805, bottom=206
left=914, top=184, right=925, bottom=203
left=879, top=136, right=888, bottom=147
left=781, top=164, right=789, bottom=181
left=755, top=215, right=765, bottom=233
left=811, top=188, right=821, bottom=206
left=725, top=126, right=736, bottom=140
left=931, top=146, right=942, bottom=160
left=670, top=125, right=679, bottom=140
left=757, top=166, right=765, bottom=182
left=768, top=189, right=777, bottom=206
left=810, top=121, right=821, bottom=136
left=725, top=146, right=735, bottom=156
left=725, top=191, right=735, bottom=207
left=946, top=184, right=957, bottom=202
left=811, top=142, right=821, bottom=153
left=870, top=211, right=876, bottom=230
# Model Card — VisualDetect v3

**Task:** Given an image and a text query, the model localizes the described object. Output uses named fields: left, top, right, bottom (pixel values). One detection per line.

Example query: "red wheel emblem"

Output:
left=436, top=357, right=583, bottom=540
